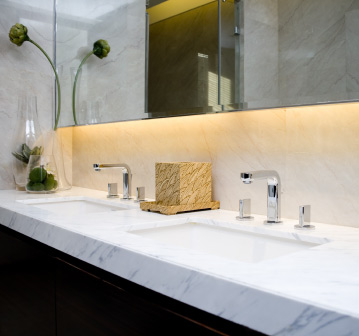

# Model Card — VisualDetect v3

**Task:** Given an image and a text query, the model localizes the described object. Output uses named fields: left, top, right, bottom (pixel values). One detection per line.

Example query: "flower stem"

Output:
left=72, top=51, right=94, bottom=125
left=29, top=39, right=61, bottom=131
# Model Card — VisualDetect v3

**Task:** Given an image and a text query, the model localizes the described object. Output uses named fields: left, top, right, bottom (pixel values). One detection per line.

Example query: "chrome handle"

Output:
left=236, top=199, right=253, bottom=221
left=135, top=186, right=146, bottom=202
left=107, top=183, right=119, bottom=198
left=294, top=205, right=315, bottom=230
left=122, top=172, right=130, bottom=199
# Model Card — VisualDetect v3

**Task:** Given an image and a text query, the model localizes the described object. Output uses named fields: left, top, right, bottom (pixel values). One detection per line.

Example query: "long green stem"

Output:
left=29, top=39, right=61, bottom=131
left=72, top=51, right=94, bottom=125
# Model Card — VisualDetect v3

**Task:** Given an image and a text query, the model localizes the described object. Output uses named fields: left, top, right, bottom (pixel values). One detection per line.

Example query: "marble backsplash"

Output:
left=72, top=102, right=359, bottom=228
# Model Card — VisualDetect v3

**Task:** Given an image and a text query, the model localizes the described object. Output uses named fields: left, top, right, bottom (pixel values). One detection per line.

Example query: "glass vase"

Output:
left=25, top=155, right=59, bottom=193
left=11, top=95, right=44, bottom=190
left=42, top=130, right=71, bottom=191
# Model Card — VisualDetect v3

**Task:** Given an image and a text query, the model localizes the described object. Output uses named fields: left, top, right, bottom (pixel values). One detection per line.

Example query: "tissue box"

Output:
left=155, top=161, right=212, bottom=206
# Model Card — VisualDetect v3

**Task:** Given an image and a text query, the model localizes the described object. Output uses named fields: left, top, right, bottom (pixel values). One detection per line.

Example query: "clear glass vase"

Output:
left=25, top=155, right=59, bottom=193
left=11, top=96, right=44, bottom=190
left=42, top=130, right=71, bottom=191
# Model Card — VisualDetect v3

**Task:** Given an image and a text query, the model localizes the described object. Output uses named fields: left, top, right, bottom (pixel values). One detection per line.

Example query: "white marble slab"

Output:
left=0, top=187, right=358, bottom=335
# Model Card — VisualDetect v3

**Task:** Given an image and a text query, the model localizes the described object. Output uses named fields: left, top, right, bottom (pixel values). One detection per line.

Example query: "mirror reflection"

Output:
left=56, top=0, right=146, bottom=127
left=146, top=0, right=221, bottom=117
left=235, top=0, right=359, bottom=110
left=56, top=0, right=359, bottom=127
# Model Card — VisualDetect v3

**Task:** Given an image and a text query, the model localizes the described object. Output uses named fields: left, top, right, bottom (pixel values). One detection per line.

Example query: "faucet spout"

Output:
left=93, top=163, right=132, bottom=199
left=240, top=170, right=281, bottom=223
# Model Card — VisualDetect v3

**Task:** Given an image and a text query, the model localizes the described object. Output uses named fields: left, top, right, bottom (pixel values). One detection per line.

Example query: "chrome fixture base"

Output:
left=294, top=224, right=315, bottom=230
left=236, top=216, right=254, bottom=221
left=264, top=220, right=282, bottom=224
left=107, top=195, right=119, bottom=199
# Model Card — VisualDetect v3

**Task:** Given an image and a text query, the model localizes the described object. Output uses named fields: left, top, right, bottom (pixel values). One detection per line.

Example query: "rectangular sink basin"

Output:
left=18, top=196, right=129, bottom=216
left=130, top=222, right=321, bottom=263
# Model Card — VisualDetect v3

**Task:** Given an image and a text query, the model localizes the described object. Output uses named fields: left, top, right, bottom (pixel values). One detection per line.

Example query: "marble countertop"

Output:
left=0, top=187, right=358, bottom=335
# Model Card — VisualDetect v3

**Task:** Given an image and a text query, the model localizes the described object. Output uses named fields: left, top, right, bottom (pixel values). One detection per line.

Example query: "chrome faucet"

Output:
left=93, top=163, right=132, bottom=199
left=240, top=170, right=281, bottom=223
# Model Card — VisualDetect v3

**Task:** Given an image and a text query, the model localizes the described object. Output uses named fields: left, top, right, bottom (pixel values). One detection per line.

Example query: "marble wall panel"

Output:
left=72, top=102, right=359, bottom=228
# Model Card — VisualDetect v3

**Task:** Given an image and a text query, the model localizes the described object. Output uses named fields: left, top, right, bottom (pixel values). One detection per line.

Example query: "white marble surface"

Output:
left=0, top=187, right=358, bottom=335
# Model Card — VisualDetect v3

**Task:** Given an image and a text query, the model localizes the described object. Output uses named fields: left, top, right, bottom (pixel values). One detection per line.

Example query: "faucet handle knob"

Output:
left=107, top=183, right=119, bottom=198
left=236, top=199, right=254, bottom=221
left=135, top=186, right=146, bottom=202
left=294, top=205, right=315, bottom=230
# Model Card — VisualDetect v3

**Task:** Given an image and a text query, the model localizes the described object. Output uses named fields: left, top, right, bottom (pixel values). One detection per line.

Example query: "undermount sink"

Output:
left=18, top=196, right=131, bottom=216
left=130, top=221, right=321, bottom=263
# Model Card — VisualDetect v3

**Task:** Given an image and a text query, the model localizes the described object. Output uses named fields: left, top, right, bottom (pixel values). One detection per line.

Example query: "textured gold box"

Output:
left=155, top=162, right=212, bottom=206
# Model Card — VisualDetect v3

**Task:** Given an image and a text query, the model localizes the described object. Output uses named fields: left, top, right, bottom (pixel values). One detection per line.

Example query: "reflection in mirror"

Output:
left=56, top=0, right=146, bottom=127
left=55, top=0, right=359, bottom=127
left=224, top=0, right=359, bottom=110
left=147, top=0, right=359, bottom=117
left=146, top=0, right=221, bottom=118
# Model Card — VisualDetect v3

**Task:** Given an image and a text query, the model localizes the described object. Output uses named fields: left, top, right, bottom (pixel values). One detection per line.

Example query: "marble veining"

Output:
left=0, top=187, right=358, bottom=335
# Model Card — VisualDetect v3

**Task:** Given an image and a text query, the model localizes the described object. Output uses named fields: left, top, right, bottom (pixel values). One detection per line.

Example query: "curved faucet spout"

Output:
left=240, top=170, right=281, bottom=223
left=241, top=170, right=280, bottom=184
left=93, top=163, right=131, bottom=199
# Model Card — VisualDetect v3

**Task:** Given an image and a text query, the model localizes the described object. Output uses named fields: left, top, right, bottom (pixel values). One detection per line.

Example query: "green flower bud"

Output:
left=93, top=39, right=110, bottom=59
left=9, top=23, right=29, bottom=46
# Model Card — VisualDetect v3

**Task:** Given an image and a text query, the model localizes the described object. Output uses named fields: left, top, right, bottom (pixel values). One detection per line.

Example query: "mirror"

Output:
left=146, top=0, right=221, bottom=118
left=228, top=0, right=359, bottom=110
left=56, top=0, right=146, bottom=127
left=56, top=0, right=359, bottom=127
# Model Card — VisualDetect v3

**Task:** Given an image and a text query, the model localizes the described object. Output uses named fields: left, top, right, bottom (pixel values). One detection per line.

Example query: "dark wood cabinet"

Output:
left=0, top=229, right=56, bottom=336
left=0, top=225, right=264, bottom=336
left=56, top=260, right=221, bottom=336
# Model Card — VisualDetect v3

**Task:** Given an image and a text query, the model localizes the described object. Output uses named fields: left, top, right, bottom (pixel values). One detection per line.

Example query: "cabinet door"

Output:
left=56, top=259, right=223, bottom=336
left=0, top=230, right=56, bottom=336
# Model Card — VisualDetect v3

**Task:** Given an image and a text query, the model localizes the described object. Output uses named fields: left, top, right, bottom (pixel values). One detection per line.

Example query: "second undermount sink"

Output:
left=18, top=196, right=131, bottom=216
left=129, top=221, right=322, bottom=263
